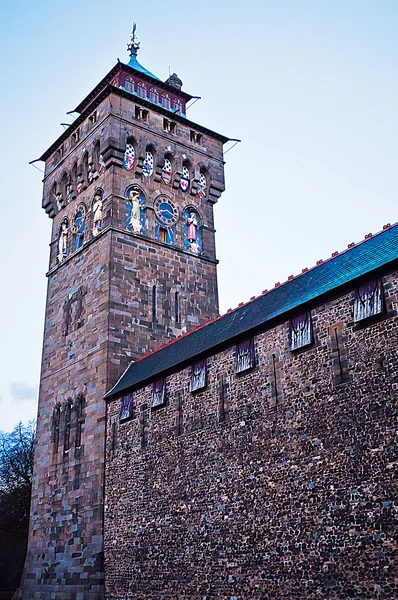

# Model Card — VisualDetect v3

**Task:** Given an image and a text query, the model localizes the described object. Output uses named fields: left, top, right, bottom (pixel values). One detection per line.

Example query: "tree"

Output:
left=0, top=421, right=35, bottom=592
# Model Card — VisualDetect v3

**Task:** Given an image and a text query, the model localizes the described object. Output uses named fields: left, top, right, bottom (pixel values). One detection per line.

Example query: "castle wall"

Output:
left=104, top=270, right=398, bottom=599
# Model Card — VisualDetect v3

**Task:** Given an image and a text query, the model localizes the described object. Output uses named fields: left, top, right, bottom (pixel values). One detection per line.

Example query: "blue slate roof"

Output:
left=127, top=55, right=160, bottom=81
left=105, top=223, right=398, bottom=400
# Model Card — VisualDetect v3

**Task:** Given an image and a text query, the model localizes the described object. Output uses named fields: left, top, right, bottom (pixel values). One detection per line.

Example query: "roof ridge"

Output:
left=126, top=221, right=396, bottom=367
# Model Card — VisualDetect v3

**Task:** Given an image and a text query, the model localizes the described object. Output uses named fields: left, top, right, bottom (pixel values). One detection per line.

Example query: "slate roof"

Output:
left=105, top=222, right=398, bottom=400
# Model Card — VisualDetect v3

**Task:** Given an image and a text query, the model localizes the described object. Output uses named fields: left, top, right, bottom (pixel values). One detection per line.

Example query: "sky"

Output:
left=0, top=0, right=397, bottom=431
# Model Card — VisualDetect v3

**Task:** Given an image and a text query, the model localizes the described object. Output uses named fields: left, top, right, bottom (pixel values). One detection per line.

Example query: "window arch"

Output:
left=183, top=208, right=202, bottom=254
left=161, top=154, right=173, bottom=185
left=143, top=148, right=154, bottom=178
left=72, top=203, right=86, bottom=250
left=197, top=169, right=208, bottom=199
left=64, top=399, right=72, bottom=452
left=92, top=189, right=104, bottom=237
left=58, top=218, right=69, bottom=263
left=125, top=77, right=134, bottom=93
left=149, top=87, right=158, bottom=103
left=161, top=93, right=171, bottom=110
left=180, top=161, right=191, bottom=192
left=52, top=405, right=61, bottom=452
left=126, top=186, right=145, bottom=235
left=75, top=395, right=85, bottom=448
left=137, top=82, right=147, bottom=98
left=173, top=98, right=181, bottom=113
left=123, top=137, right=136, bottom=171
left=82, top=152, right=89, bottom=186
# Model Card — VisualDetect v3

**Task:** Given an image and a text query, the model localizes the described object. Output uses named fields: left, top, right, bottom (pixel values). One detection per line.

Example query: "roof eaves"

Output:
left=104, top=222, right=397, bottom=400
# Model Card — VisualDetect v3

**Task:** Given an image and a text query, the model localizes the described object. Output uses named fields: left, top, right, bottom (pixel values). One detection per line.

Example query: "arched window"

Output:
left=183, top=208, right=202, bottom=254
left=161, top=156, right=173, bottom=185
left=161, top=93, right=171, bottom=110
left=180, top=162, right=191, bottom=192
left=75, top=395, right=84, bottom=448
left=142, top=149, right=154, bottom=178
left=60, top=173, right=68, bottom=205
left=52, top=405, right=61, bottom=452
left=137, top=82, right=146, bottom=98
left=197, top=170, right=208, bottom=199
left=92, top=189, right=104, bottom=237
left=125, top=77, right=134, bottom=93
left=82, top=153, right=89, bottom=186
left=123, top=139, right=135, bottom=171
left=58, top=218, right=69, bottom=263
left=126, top=186, right=145, bottom=235
left=72, top=203, right=86, bottom=250
left=149, top=87, right=158, bottom=103
left=173, top=98, right=181, bottom=113
left=64, top=400, right=72, bottom=452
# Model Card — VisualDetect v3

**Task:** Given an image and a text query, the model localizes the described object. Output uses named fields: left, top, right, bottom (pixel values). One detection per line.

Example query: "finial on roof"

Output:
left=127, top=22, right=140, bottom=57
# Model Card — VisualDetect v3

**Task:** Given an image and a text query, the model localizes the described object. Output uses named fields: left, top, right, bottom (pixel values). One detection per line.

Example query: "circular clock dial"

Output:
left=154, top=198, right=179, bottom=226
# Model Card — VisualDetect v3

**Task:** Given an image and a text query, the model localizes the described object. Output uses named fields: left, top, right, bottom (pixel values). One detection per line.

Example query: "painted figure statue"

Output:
left=187, top=212, right=198, bottom=242
left=58, top=222, right=69, bottom=263
left=128, top=189, right=143, bottom=234
left=92, top=193, right=103, bottom=236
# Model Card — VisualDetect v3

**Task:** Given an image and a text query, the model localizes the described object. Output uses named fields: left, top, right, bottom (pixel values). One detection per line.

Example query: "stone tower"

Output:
left=20, top=26, right=228, bottom=600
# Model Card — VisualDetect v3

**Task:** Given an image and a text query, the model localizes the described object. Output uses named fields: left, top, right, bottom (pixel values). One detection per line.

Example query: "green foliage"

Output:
left=0, top=421, right=35, bottom=591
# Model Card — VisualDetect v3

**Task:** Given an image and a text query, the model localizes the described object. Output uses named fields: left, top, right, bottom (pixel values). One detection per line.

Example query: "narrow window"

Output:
left=162, top=93, right=171, bottom=109
left=152, top=285, right=157, bottom=321
left=173, top=98, right=181, bottom=113
left=196, top=134, right=203, bottom=145
left=142, top=109, right=149, bottom=122
left=190, top=130, right=196, bottom=142
left=125, top=77, right=134, bottom=93
left=120, top=394, right=133, bottom=421
left=159, top=228, right=167, bottom=243
left=135, top=106, right=142, bottom=119
left=354, top=280, right=384, bottom=322
left=289, top=312, right=313, bottom=351
left=163, top=118, right=170, bottom=131
left=75, top=395, right=84, bottom=448
left=235, top=338, right=255, bottom=374
left=170, top=122, right=176, bottom=134
left=89, top=111, right=97, bottom=124
left=175, top=291, right=179, bottom=322
left=149, top=87, right=158, bottom=103
left=64, top=401, right=72, bottom=452
left=53, top=406, right=60, bottom=452
left=190, top=360, right=207, bottom=393
left=152, top=379, right=166, bottom=408
left=72, top=129, right=80, bottom=143
left=137, top=82, right=146, bottom=98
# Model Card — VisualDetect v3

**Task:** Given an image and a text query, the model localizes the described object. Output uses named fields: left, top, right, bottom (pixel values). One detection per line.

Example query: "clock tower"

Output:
left=19, top=26, right=228, bottom=600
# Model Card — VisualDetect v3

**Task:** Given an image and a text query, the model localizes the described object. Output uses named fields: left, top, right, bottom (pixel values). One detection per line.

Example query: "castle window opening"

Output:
left=354, top=280, right=384, bottom=322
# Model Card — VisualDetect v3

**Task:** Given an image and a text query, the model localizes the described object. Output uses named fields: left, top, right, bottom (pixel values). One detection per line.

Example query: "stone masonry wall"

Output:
left=104, top=270, right=398, bottom=599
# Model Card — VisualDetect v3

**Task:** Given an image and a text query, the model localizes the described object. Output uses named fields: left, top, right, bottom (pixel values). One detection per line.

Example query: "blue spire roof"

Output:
left=126, top=22, right=160, bottom=81
left=127, top=53, right=160, bottom=81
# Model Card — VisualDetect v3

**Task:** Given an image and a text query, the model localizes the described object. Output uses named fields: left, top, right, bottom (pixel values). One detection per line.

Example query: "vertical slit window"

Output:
left=175, top=291, right=179, bottom=322
left=75, top=396, right=84, bottom=448
left=53, top=406, right=60, bottom=452
left=152, top=285, right=157, bottom=321
left=64, top=401, right=72, bottom=452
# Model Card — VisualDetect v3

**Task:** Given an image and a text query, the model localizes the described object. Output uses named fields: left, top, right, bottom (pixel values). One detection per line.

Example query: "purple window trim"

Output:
left=289, top=312, right=313, bottom=351
left=235, top=338, right=255, bottom=374
left=354, top=280, right=384, bottom=322
left=152, top=378, right=166, bottom=408
left=190, top=360, right=207, bottom=392
left=120, top=393, right=134, bottom=421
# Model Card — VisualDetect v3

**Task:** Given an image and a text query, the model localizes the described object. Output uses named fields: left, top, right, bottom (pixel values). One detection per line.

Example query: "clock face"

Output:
left=154, top=198, right=179, bottom=226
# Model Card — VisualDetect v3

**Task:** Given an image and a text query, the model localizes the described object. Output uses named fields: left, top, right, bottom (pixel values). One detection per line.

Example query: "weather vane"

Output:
left=127, top=22, right=140, bottom=57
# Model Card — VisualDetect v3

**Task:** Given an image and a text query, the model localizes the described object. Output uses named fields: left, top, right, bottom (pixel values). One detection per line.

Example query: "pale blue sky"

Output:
left=0, top=0, right=397, bottom=430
